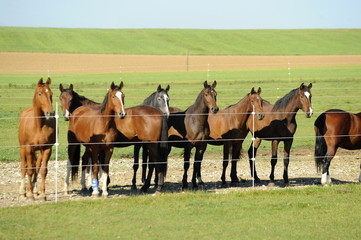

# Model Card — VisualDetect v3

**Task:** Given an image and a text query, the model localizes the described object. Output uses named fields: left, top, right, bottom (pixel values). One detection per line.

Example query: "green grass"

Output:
left=0, top=65, right=360, bottom=162
left=1, top=184, right=360, bottom=239
left=1, top=27, right=361, bottom=55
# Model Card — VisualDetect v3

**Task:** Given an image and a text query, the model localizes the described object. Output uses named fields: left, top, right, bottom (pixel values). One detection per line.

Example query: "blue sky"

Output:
left=0, top=0, right=360, bottom=29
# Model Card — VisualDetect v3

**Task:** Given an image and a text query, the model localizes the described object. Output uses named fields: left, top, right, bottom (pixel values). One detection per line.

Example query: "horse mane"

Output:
left=272, top=88, right=297, bottom=111
left=225, top=93, right=249, bottom=109
left=143, top=91, right=157, bottom=105
left=100, top=92, right=110, bottom=113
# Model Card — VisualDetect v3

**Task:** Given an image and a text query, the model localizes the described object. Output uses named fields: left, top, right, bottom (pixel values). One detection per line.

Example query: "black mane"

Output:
left=272, top=88, right=297, bottom=111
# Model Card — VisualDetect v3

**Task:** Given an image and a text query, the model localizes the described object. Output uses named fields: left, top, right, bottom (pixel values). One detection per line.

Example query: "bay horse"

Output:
left=247, top=83, right=313, bottom=184
left=67, top=82, right=126, bottom=197
left=60, top=84, right=169, bottom=193
left=18, top=77, right=55, bottom=200
left=133, top=84, right=170, bottom=186
left=314, top=109, right=361, bottom=185
left=208, top=87, right=264, bottom=186
left=168, top=80, right=218, bottom=190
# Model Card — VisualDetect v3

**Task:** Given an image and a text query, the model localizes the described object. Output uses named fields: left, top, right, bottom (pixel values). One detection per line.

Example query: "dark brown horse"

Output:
left=168, top=81, right=218, bottom=189
left=247, top=83, right=313, bottom=184
left=18, top=77, right=55, bottom=200
left=208, top=87, right=264, bottom=186
left=314, top=109, right=361, bottom=185
left=66, top=82, right=126, bottom=197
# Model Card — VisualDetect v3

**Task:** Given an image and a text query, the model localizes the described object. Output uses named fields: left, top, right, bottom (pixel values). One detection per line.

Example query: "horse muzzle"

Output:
left=305, top=108, right=313, bottom=118
left=211, top=106, right=219, bottom=114
left=45, top=111, right=55, bottom=120
left=118, top=112, right=127, bottom=119
left=257, top=112, right=265, bottom=120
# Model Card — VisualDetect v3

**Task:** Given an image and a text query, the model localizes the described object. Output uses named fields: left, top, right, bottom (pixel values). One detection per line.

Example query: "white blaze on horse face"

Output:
left=115, top=91, right=125, bottom=115
left=164, top=96, right=170, bottom=117
left=304, top=91, right=313, bottom=115
left=65, top=109, right=70, bottom=119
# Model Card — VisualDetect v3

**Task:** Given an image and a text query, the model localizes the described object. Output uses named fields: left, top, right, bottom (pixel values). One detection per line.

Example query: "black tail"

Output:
left=159, top=116, right=169, bottom=177
left=68, top=131, right=81, bottom=182
left=314, top=113, right=327, bottom=173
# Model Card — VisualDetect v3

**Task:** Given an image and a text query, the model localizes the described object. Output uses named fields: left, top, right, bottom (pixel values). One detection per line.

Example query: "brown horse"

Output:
left=247, top=83, right=313, bottom=184
left=66, top=82, right=126, bottom=197
left=314, top=109, right=361, bottom=185
left=208, top=87, right=264, bottom=186
left=168, top=80, right=218, bottom=189
left=18, top=77, right=55, bottom=200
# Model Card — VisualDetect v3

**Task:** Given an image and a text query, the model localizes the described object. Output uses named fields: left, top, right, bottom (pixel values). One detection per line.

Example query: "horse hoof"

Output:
left=39, top=195, right=47, bottom=201
left=131, top=185, right=137, bottom=191
left=102, top=194, right=109, bottom=199
left=19, top=194, right=26, bottom=200
left=254, top=177, right=261, bottom=183
left=267, top=182, right=276, bottom=187
left=221, top=182, right=228, bottom=188
left=192, top=185, right=199, bottom=191
left=26, top=195, right=35, bottom=201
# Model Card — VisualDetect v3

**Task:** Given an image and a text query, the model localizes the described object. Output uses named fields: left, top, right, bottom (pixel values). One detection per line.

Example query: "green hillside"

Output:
left=0, top=27, right=360, bottom=55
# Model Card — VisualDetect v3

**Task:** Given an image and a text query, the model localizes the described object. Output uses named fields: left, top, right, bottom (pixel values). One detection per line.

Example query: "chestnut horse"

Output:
left=314, top=109, right=361, bottom=185
left=208, top=87, right=264, bottom=186
left=18, top=77, right=55, bottom=200
left=168, top=81, right=218, bottom=189
left=247, top=83, right=313, bottom=184
left=67, top=82, right=126, bottom=197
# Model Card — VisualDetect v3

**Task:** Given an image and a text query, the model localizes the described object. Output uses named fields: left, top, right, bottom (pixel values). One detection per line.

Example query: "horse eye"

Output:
left=38, top=93, right=42, bottom=96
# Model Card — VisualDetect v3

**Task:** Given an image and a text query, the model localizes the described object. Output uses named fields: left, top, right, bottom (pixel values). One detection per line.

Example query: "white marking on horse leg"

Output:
left=102, top=172, right=109, bottom=196
left=19, top=176, right=26, bottom=196
left=86, top=165, right=92, bottom=189
left=91, top=178, right=99, bottom=196
left=321, top=173, right=328, bottom=185
left=327, top=174, right=332, bottom=185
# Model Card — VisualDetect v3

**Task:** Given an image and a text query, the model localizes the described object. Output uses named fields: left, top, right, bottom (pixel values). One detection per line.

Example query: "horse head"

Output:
left=109, top=81, right=126, bottom=119
left=203, top=80, right=219, bottom=114
left=297, top=83, right=313, bottom=118
left=249, top=87, right=265, bottom=120
left=59, top=83, right=74, bottom=121
left=155, top=84, right=170, bottom=117
left=35, top=77, right=54, bottom=120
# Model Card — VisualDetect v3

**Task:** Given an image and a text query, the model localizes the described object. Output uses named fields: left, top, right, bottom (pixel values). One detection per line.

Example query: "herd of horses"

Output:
left=18, top=77, right=361, bottom=200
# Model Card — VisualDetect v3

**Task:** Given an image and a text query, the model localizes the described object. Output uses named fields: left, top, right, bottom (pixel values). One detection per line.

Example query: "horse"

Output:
left=18, top=77, right=55, bottom=200
left=66, top=82, right=126, bottom=197
left=247, top=83, right=313, bottom=184
left=168, top=80, right=219, bottom=190
left=207, top=87, right=264, bottom=186
left=133, top=84, right=170, bottom=186
left=60, top=84, right=169, bottom=193
left=314, top=109, right=361, bottom=185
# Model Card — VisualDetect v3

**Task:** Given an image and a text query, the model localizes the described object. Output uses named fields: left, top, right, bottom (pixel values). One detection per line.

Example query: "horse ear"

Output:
left=299, top=83, right=305, bottom=89
left=166, top=85, right=170, bottom=92
left=69, top=84, right=73, bottom=91
left=59, top=84, right=64, bottom=92
left=212, top=81, right=217, bottom=89
left=308, top=83, right=312, bottom=90
left=46, top=77, right=51, bottom=85
left=38, top=78, right=44, bottom=85
left=119, top=81, right=124, bottom=90
left=203, top=80, right=208, bottom=88
left=257, top=87, right=262, bottom=94
left=110, top=82, right=115, bottom=90
left=250, top=87, right=256, bottom=94
left=157, top=84, right=162, bottom=92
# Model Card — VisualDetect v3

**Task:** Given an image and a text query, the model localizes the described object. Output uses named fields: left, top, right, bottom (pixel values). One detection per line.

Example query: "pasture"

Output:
left=0, top=27, right=360, bottom=239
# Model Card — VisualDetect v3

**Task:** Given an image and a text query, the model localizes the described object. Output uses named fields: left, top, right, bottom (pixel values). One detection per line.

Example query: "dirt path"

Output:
left=1, top=148, right=359, bottom=208
left=1, top=52, right=360, bottom=74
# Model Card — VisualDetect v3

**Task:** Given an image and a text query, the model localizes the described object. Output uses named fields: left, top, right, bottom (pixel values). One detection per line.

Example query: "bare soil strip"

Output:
left=1, top=52, right=360, bottom=74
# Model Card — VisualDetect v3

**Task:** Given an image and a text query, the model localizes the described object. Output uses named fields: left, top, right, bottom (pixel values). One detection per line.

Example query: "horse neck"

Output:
left=273, top=95, right=300, bottom=119
left=143, top=93, right=155, bottom=106
left=228, top=97, right=252, bottom=127
left=69, top=91, right=83, bottom=113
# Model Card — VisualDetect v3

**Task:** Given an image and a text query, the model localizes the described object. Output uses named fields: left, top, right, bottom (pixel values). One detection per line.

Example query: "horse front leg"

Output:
left=132, top=144, right=141, bottom=190
left=192, top=143, right=207, bottom=190
left=182, top=146, right=191, bottom=190
left=221, top=143, right=230, bottom=187
left=38, top=148, right=52, bottom=201
left=90, top=147, right=100, bottom=197
left=19, top=147, right=27, bottom=198
left=283, top=139, right=293, bottom=185
left=269, top=140, right=279, bottom=183
left=230, top=141, right=242, bottom=186
left=248, top=138, right=261, bottom=182
left=101, top=147, right=113, bottom=198
left=321, top=147, right=336, bottom=186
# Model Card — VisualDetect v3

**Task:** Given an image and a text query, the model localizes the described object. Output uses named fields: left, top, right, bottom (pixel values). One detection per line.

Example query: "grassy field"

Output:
left=1, top=27, right=361, bottom=55
left=0, top=65, right=360, bottom=162
left=0, top=184, right=360, bottom=239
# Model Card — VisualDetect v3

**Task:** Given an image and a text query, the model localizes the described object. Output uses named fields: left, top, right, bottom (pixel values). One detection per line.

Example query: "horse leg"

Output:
left=230, top=141, right=242, bottom=186
left=283, top=139, right=293, bottom=185
left=321, top=147, right=336, bottom=186
left=221, top=143, right=230, bottom=187
left=25, top=146, right=35, bottom=200
left=101, top=148, right=113, bottom=198
left=38, top=148, right=52, bottom=201
left=142, top=145, right=149, bottom=184
left=192, top=143, right=207, bottom=190
left=150, top=144, right=165, bottom=193
left=80, top=148, right=92, bottom=191
left=359, top=163, right=361, bottom=183
left=19, top=147, right=27, bottom=198
left=132, top=144, right=141, bottom=190
left=140, top=153, right=155, bottom=193
left=90, top=147, right=100, bottom=197
left=248, top=139, right=261, bottom=182
left=269, top=140, right=279, bottom=182
left=182, top=146, right=191, bottom=190
left=33, top=151, right=42, bottom=195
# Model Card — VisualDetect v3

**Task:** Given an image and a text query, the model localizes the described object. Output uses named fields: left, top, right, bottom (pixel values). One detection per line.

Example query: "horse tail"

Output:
left=159, top=116, right=169, bottom=177
left=71, top=144, right=81, bottom=182
left=314, top=112, right=327, bottom=173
